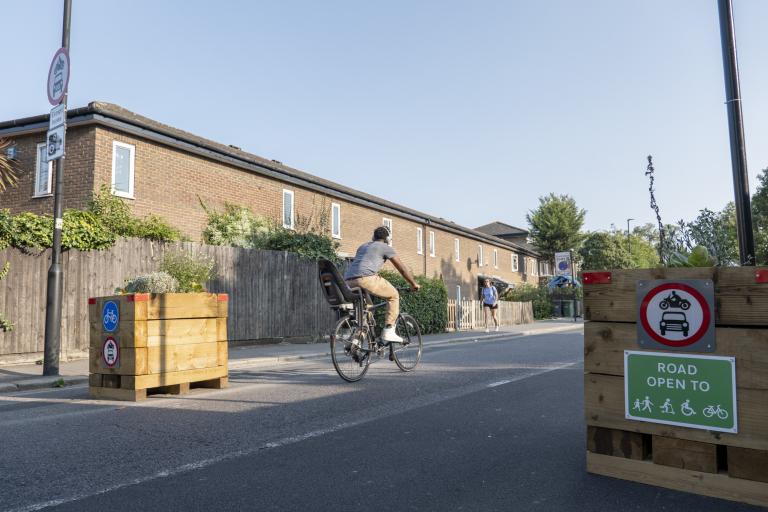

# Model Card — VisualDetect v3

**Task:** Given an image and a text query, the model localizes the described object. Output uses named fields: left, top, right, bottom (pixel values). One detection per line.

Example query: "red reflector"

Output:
left=127, top=293, right=149, bottom=302
left=217, top=294, right=229, bottom=302
left=583, top=272, right=612, bottom=285
left=88, top=298, right=96, bottom=305
left=756, top=269, right=768, bottom=283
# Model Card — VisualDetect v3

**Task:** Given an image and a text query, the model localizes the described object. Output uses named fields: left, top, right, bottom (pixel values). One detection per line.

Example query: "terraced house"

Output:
left=0, top=102, right=550, bottom=299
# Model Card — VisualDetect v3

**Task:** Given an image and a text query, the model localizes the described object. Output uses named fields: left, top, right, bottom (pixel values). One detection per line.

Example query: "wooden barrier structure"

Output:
left=88, top=293, right=229, bottom=401
left=583, top=267, right=768, bottom=507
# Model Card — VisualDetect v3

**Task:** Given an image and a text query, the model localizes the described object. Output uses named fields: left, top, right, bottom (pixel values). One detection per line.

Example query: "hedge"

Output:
left=502, top=283, right=553, bottom=320
left=378, top=270, right=448, bottom=335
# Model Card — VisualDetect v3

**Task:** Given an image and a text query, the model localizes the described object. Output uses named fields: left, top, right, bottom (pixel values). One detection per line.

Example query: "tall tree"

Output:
left=579, top=230, right=659, bottom=270
left=0, top=139, right=18, bottom=193
left=526, top=193, right=586, bottom=261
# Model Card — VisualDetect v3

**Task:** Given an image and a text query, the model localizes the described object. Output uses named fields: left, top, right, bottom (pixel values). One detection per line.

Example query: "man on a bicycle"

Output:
left=345, top=226, right=420, bottom=343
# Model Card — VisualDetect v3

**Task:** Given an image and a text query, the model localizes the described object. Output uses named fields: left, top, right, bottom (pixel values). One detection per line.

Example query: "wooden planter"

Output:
left=583, top=267, right=768, bottom=507
left=88, top=293, right=229, bottom=401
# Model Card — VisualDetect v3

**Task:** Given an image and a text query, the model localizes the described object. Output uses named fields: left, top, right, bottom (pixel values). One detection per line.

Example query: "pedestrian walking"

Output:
left=481, top=278, right=499, bottom=332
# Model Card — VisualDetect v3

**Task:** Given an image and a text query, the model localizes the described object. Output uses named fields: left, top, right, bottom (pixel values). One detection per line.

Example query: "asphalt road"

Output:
left=0, top=330, right=756, bottom=512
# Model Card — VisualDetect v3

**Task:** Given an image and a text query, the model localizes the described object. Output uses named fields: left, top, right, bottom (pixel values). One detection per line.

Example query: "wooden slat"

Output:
left=583, top=267, right=768, bottom=327
left=587, top=451, right=768, bottom=508
left=587, top=426, right=647, bottom=460
left=217, top=341, right=228, bottom=366
left=145, top=318, right=219, bottom=346
left=585, top=373, right=768, bottom=450
left=147, top=293, right=219, bottom=320
left=728, top=447, right=768, bottom=483
left=146, top=342, right=219, bottom=374
left=89, top=321, right=148, bottom=348
left=89, top=346, right=147, bottom=376
left=652, top=436, right=718, bottom=473
left=89, top=386, right=146, bottom=402
left=584, top=321, right=768, bottom=390
left=122, top=365, right=227, bottom=390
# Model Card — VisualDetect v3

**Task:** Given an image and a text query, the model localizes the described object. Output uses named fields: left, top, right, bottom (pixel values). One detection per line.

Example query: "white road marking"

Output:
left=5, top=360, right=579, bottom=512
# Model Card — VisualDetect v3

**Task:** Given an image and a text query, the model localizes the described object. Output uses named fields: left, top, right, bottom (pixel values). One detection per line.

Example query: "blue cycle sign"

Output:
left=102, top=301, right=119, bottom=332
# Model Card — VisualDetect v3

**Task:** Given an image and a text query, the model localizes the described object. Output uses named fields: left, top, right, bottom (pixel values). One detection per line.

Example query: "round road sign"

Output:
left=102, top=300, right=119, bottom=332
left=102, top=336, right=119, bottom=368
left=639, top=282, right=711, bottom=348
left=47, top=47, right=70, bottom=106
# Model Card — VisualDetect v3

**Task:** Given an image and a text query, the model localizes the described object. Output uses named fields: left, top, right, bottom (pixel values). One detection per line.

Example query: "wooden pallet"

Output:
left=89, top=366, right=228, bottom=401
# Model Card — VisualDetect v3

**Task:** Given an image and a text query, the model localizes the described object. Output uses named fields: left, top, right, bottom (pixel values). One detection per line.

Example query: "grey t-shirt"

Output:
left=344, top=241, right=396, bottom=279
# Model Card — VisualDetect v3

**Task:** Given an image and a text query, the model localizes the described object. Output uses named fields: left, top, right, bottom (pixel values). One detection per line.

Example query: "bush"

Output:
left=62, top=210, right=116, bottom=250
left=254, top=228, right=341, bottom=263
left=123, top=271, right=179, bottom=294
left=89, top=187, right=181, bottom=242
left=378, top=270, right=448, bottom=335
left=160, top=251, right=216, bottom=292
left=502, top=283, right=553, bottom=320
left=201, top=201, right=271, bottom=248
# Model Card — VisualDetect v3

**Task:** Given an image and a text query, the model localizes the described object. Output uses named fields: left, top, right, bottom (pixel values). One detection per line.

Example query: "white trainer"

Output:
left=485, top=328, right=490, bottom=333
left=381, top=327, right=404, bottom=343
left=495, top=326, right=499, bottom=332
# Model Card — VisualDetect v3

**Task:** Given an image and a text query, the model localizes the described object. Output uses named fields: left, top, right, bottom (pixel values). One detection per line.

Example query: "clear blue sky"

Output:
left=2, top=0, right=767, bottom=233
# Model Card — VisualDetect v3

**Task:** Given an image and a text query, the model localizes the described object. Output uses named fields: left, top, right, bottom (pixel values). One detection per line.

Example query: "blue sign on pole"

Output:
left=102, top=300, right=119, bottom=332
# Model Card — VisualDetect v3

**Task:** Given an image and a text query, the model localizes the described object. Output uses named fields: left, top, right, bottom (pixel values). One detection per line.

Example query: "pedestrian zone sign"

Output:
left=636, top=279, right=715, bottom=352
left=624, top=350, right=736, bottom=433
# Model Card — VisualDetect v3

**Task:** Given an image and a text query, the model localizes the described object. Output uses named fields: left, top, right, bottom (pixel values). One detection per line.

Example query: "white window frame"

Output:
left=454, top=238, right=460, bottom=262
left=282, top=189, right=295, bottom=229
left=111, top=141, right=135, bottom=199
left=416, top=227, right=423, bottom=255
left=493, top=249, right=498, bottom=269
left=531, top=257, right=539, bottom=276
left=512, top=253, right=519, bottom=272
left=429, top=231, right=436, bottom=257
left=34, top=142, right=53, bottom=197
left=383, top=218, right=393, bottom=246
left=331, top=202, right=341, bottom=239
left=478, top=245, right=484, bottom=266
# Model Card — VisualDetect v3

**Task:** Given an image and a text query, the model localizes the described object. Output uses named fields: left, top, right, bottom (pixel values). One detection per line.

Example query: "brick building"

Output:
left=0, top=102, right=549, bottom=299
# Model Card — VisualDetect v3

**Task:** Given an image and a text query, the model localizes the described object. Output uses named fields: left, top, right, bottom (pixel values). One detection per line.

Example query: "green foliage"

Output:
left=502, top=283, right=553, bottom=320
left=666, top=246, right=717, bottom=268
left=526, top=193, right=586, bottom=262
left=0, top=261, right=10, bottom=331
left=88, top=187, right=181, bottom=242
left=752, top=168, right=768, bottom=265
left=130, top=214, right=183, bottom=242
left=159, top=251, right=216, bottom=292
left=200, top=200, right=271, bottom=248
left=579, top=230, right=659, bottom=270
left=0, top=138, right=18, bottom=193
left=254, top=228, right=341, bottom=263
left=378, top=270, right=448, bottom=335
left=122, top=271, right=179, bottom=294
left=62, top=210, right=116, bottom=250
left=8, top=212, right=52, bottom=249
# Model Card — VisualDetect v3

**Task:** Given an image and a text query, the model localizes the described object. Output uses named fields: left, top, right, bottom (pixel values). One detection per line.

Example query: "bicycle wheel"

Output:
left=391, top=313, right=423, bottom=372
left=331, top=315, right=371, bottom=382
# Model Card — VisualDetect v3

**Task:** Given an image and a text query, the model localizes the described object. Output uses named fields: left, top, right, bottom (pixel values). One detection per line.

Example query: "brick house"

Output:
left=0, top=102, right=548, bottom=299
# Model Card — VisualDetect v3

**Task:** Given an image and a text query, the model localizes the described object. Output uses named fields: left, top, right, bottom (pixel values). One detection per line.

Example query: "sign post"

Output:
left=625, top=350, right=737, bottom=433
left=42, top=0, right=72, bottom=377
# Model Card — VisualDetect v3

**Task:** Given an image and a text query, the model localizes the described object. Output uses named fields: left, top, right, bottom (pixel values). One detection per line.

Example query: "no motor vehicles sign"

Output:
left=636, top=279, right=715, bottom=352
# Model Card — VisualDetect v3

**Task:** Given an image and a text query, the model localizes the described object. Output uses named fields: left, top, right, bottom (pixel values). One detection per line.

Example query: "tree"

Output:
left=0, top=139, right=18, bottom=193
left=526, top=193, right=586, bottom=262
left=579, top=232, right=631, bottom=270
left=687, top=204, right=738, bottom=266
left=752, top=167, right=768, bottom=265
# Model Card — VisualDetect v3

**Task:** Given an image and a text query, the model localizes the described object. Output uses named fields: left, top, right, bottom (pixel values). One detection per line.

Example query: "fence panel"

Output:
left=447, top=299, right=533, bottom=331
left=0, top=240, right=338, bottom=361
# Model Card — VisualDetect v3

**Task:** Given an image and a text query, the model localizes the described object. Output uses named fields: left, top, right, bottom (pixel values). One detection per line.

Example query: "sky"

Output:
left=2, top=0, right=767, bottom=233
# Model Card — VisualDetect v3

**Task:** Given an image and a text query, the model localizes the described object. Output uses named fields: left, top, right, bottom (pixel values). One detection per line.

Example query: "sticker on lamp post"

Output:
left=624, top=350, right=736, bottom=433
left=102, top=336, right=119, bottom=368
left=636, top=279, right=715, bottom=352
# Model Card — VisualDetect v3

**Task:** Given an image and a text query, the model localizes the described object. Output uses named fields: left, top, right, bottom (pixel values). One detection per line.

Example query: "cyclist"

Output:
left=345, top=226, right=420, bottom=343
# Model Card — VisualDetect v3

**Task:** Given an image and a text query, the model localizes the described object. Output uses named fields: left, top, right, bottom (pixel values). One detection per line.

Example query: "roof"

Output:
left=475, top=222, right=529, bottom=238
left=0, top=102, right=541, bottom=257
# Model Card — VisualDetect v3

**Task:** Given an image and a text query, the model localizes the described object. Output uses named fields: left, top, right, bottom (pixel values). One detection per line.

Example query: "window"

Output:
left=531, top=257, right=539, bottom=276
left=416, top=227, right=423, bottom=255
left=331, top=203, right=341, bottom=239
left=512, top=253, right=519, bottom=272
left=454, top=238, right=460, bottom=262
left=478, top=245, right=484, bottom=266
left=282, top=189, right=294, bottom=229
left=493, top=249, right=498, bottom=268
left=383, top=218, right=393, bottom=246
left=34, top=143, right=52, bottom=197
left=429, top=231, right=435, bottom=257
left=111, top=141, right=135, bottom=198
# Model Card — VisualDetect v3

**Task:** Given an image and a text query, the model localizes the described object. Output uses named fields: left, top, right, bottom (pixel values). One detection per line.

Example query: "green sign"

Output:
left=624, top=350, right=737, bottom=433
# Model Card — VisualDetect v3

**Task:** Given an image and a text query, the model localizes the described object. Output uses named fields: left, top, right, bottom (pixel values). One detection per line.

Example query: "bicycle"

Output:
left=318, top=259, right=423, bottom=382
left=703, top=404, right=729, bottom=420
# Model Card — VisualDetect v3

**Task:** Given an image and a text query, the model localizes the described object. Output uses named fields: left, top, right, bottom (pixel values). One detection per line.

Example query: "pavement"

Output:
left=0, top=319, right=583, bottom=393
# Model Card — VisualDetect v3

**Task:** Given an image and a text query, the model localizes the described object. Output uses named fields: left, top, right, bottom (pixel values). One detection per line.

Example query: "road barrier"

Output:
left=583, top=267, right=768, bottom=507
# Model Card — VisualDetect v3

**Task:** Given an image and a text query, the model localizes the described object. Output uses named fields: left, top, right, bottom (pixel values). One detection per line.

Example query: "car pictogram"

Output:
left=660, top=311, right=689, bottom=337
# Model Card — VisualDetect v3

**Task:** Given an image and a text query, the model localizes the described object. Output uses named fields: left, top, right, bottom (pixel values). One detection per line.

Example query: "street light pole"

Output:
left=42, top=0, right=72, bottom=377
left=718, top=0, right=755, bottom=266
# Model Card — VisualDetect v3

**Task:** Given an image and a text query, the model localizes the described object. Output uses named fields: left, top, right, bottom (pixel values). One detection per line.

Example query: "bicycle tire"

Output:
left=331, top=315, right=371, bottom=382
left=391, top=313, right=423, bottom=372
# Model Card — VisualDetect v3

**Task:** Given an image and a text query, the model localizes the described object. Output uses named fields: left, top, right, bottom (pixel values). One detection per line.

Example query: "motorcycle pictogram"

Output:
left=659, top=291, right=691, bottom=311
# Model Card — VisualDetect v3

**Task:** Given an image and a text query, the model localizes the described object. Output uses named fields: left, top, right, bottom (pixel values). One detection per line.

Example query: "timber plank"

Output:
left=89, top=321, right=148, bottom=348
left=652, top=436, right=718, bottom=473
left=88, top=346, right=148, bottom=376
left=585, top=373, right=768, bottom=450
left=584, top=321, right=768, bottom=390
left=583, top=267, right=768, bottom=326
left=89, top=386, right=146, bottom=402
left=122, top=365, right=227, bottom=390
left=217, top=341, right=228, bottom=366
left=586, top=451, right=768, bottom=508
left=145, top=318, right=218, bottom=346
left=728, top=447, right=768, bottom=483
left=146, top=293, right=219, bottom=320
left=587, top=426, right=648, bottom=460
left=146, top=342, right=219, bottom=374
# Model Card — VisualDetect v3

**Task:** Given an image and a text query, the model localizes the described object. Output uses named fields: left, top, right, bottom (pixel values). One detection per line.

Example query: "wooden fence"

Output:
left=0, top=239, right=337, bottom=363
left=446, top=299, right=533, bottom=331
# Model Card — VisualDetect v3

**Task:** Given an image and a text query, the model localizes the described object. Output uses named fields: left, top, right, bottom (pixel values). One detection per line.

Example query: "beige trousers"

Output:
left=346, top=275, right=399, bottom=326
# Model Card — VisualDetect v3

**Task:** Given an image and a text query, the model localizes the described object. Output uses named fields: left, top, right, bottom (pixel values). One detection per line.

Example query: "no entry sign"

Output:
left=636, top=279, right=715, bottom=352
left=102, top=336, right=119, bottom=368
